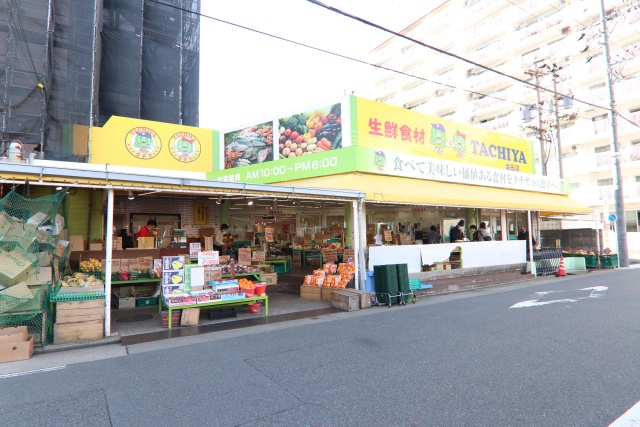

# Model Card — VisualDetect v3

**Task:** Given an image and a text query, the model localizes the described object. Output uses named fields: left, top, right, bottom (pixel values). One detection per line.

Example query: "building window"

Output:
left=570, top=182, right=580, bottom=190
left=597, top=178, right=613, bottom=186
left=595, top=145, right=610, bottom=153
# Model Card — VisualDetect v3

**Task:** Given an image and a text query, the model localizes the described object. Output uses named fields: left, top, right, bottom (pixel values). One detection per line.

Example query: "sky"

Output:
left=199, top=1, right=432, bottom=131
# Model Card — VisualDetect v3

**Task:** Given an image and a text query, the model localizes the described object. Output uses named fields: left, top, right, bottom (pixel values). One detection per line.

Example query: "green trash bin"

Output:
left=373, top=264, right=399, bottom=306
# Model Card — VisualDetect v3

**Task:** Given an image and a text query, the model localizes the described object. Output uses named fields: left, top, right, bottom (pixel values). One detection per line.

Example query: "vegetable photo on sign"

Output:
left=277, top=103, right=342, bottom=159
left=223, top=122, right=274, bottom=169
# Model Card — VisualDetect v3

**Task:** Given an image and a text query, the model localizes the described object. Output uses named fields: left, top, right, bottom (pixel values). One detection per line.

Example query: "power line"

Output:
left=307, top=0, right=640, bottom=128
left=146, top=0, right=534, bottom=111
left=147, top=0, right=637, bottom=128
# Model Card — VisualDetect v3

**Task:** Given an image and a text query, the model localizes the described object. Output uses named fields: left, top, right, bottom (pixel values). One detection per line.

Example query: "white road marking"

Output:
left=609, top=400, right=640, bottom=426
left=510, top=287, right=608, bottom=308
left=0, top=365, right=66, bottom=379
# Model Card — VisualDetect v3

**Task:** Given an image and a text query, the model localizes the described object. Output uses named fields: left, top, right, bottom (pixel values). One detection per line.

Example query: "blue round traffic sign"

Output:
left=608, top=214, right=617, bottom=222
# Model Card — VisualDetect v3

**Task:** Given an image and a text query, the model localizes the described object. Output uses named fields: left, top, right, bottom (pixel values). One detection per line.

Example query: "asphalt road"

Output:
left=2, top=267, right=640, bottom=426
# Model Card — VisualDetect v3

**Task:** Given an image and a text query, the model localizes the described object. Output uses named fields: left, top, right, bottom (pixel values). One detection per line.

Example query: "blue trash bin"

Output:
left=364, top=271, right=376, bottom=293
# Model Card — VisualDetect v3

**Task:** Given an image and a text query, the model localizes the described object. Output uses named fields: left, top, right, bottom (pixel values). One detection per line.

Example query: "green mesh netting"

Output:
left=0, top=188, right=68, bottom=346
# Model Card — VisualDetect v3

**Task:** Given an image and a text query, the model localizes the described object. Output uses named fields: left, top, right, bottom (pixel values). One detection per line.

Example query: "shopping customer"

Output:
left=426, top=225, right=441, bottom=244
left=449, top=220, right=465, bottom=242
left=477, top=222, right=492, bottom=241
left=214, top=223, right=229, bottom=253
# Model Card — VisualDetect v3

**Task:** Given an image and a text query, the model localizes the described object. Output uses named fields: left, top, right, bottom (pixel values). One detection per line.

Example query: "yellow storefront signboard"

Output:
left=353, top=97, right=535, bottom=174
left=90, top=116, right=216, bottom=172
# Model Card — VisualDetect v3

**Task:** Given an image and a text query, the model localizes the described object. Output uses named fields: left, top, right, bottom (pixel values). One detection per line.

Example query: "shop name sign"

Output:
left=353, top=97, right=535, bottom=174
left=360, top=147, right=564, bottom=194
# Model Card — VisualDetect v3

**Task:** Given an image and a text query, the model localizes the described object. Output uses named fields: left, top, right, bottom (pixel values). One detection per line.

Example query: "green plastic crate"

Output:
left=136, top=296, right=159, bottom=307
left=584, top=255, right=598, bottom=268
left=600, top=254, right=618, bottom=268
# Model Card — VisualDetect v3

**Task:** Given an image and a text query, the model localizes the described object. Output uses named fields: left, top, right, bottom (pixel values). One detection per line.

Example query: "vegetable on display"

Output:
left=278, top=103, right=342, bottom=159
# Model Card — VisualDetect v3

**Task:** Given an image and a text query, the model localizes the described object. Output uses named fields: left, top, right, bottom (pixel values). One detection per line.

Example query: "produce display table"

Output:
left=221, top=273, right=262, bottom=281
left=262, top=258, right=292, bottom=273
left=159, top=294, right=268, bottom=329
left=296, top=250, right=321, bottom=266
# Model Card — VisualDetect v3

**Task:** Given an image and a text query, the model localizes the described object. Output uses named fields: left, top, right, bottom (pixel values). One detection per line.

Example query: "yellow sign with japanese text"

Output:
left=89, top=116, right=216, bottom=172
left=353, top=97, right=535, bottom=174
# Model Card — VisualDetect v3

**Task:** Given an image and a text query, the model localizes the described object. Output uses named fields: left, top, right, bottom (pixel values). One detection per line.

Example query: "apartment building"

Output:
left=368, top=0, right=640, bottom=238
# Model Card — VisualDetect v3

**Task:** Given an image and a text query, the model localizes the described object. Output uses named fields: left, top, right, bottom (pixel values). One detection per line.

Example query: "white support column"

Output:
left=527, top=210, right=536, bottom=277
left=104, top=188, right=114, bottom=337
left=351, top=200, right=360, bottom=290
left=357, top=199, right=367, bottom=289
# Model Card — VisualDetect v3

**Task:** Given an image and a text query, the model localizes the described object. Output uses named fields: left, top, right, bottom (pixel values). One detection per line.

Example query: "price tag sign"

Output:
left=383, top=230, right=393, bottom=242
left=293, top=250, right=302, bottom=266
left=322, top=248, right=338, bottom=263
left=197, top=251, right=219, bottom=266
left=252, top=251, right=266, bottom=262
left=189, top=242, right=201, bottom=258
left=265, top=227, right=274, bottom=243
left=238, top=248, right=252, bottom=266
left=343, top=249, right=355, bottom=262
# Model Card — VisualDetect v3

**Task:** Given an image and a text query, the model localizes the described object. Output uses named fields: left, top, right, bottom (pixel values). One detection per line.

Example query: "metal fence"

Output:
left=533, top=248, right=562, bottom=276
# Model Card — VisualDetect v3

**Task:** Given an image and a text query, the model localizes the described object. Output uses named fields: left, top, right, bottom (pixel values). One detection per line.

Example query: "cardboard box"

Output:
left=204, top=267, right=222, bottom=284
left=300, top=285, right=322, bottom=300
left=163, top=256, right=186, bottom=271
left=69, top=235, right=85, bottom=252
left=330, top=290, right=360, bottom=312
left=162, top=270, right=185, bottom=286
left=0, top=250, right=36, bottom=288
left=137, top=236, right=155, bottom=249
left=114, top=237, right=123, bottom=251
left=113, top=293, right=136, bottom=309
left=0, top=337, right=34, bottom=363
left=0, top=326, right=29, bottom=344
left=89, top=241, right=103, bottom=250
left=260, top=273, right=278, bottom=285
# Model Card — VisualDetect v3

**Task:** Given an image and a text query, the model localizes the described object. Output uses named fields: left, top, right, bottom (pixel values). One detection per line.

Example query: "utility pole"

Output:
left=599, top=0, right=629, bottom=267
left=551, top=76, right=563, bottom=179
left=524, top=67, right=549, bottom=176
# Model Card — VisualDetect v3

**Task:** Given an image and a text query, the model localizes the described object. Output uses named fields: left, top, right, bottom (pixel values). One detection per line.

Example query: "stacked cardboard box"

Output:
left=0, top=326, right=34, bottom=363
left=53, top=300, right=105, bottom=344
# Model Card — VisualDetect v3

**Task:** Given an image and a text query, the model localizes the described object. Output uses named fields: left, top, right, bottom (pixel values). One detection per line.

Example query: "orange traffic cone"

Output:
left=556, top=256, right=566, bottom=277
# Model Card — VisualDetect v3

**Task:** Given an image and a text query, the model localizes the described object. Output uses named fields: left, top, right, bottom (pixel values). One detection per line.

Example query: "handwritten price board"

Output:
left=265, top=227, right=274, bottom=243
left=293, top=250, right=302, bottom=267
left=322, top=249, right=338, bottom=263
left=383, top=230, right=393, bottom=243
left=252, top=251, right=266, bottom=262
left=343, top=249, right=355, bottom=262
left=238, top=248, right=252, bottom=266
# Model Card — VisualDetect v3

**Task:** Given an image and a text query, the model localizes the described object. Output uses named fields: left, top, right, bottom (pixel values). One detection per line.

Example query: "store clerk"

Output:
left=135, top=219, right=157, bottom=246
left=214, top=223, right=229, bottom=253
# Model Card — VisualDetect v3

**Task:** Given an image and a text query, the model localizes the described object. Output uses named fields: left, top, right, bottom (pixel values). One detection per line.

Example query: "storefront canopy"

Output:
left=0, top=161, right=365, bottom=201
left=278, top=173, right=591, bottom=214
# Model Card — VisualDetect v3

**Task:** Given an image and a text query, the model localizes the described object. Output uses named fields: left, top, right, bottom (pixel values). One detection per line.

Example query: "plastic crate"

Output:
left=409, top=278, right=421, bottom=292
left=600, top=254, right=618, bottom=268
left=136, top=296, right=158, bottom=307
left=584, top=255, right=598, bottom=268
left=50, top=284, right=105, bottom=302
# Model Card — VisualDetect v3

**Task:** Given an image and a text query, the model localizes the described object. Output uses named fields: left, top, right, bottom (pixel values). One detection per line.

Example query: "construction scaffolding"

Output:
left=0, top=0, right=200, bottom=162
